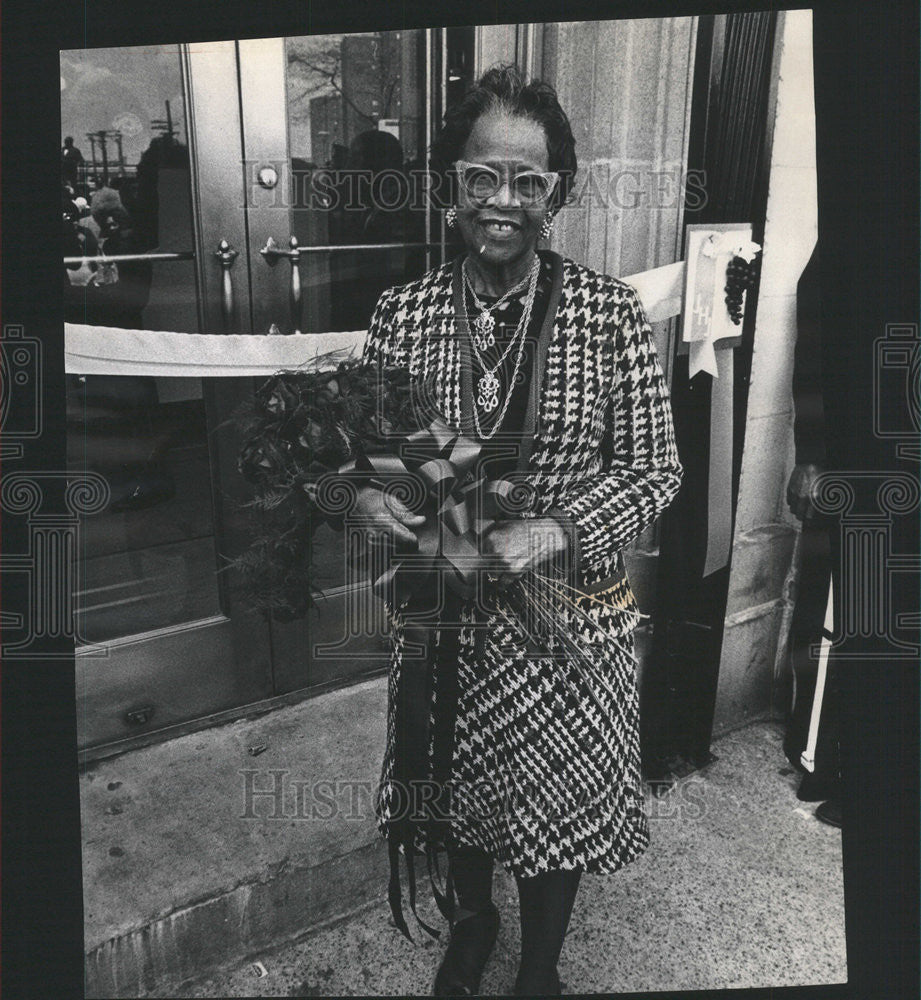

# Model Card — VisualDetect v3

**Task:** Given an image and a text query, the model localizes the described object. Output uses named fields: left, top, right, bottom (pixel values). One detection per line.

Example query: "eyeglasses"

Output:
left=454, top=160, right=560, bottom=205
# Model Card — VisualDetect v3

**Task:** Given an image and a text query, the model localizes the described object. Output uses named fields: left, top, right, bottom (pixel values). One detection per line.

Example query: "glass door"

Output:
left=66, top=29, right=475, bottom=753
left=236, top=30, right=458, bottom=693
left=65, top=41, right=272, bottom=753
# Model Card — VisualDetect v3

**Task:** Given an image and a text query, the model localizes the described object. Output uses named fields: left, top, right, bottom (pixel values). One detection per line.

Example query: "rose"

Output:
left=256, top=374, right=301, bottom=419
left=312, top=376, right=342, bottom=405
left=293, top=417, right=327, bottom=457
left=238, top=437, right=294, bottom=485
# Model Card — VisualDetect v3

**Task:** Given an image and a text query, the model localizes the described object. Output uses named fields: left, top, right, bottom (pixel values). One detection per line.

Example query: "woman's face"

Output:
left=455, top=110, right=551, bottom=271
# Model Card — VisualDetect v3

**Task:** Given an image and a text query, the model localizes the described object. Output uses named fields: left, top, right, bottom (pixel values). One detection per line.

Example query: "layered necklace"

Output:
left=462, top=257, right=535, bottom=351
left=464, top=254, right=542, bottom=440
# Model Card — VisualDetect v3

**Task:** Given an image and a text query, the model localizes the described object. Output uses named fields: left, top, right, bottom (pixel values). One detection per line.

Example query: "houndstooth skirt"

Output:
left=375, top=579, right=650, bottom=878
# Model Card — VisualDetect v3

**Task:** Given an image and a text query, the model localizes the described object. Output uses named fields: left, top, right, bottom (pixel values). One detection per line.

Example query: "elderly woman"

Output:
left=355, top=65, right=682, bottom=996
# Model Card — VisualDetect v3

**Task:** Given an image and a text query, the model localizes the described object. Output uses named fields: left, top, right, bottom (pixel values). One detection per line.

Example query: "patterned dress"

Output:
left=362, top=250, right=683, bottom=878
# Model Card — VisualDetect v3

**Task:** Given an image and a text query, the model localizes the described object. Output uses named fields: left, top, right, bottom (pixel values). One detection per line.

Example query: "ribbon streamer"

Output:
left=703, top=347, right=735, bottom=577
left=680, top=225, right=761, bottom=576
left=339, top=417, right=521, bottom=941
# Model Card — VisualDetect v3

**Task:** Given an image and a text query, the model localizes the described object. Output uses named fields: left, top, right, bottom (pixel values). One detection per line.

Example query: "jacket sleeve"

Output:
left=361, top=287, right=408, bottom=368
left=548, top=284, right=683, bottom=576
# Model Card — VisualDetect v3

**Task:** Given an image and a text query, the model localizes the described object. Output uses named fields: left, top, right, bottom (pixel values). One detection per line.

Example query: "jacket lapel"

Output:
left=517, top=250, right=563, bottom=472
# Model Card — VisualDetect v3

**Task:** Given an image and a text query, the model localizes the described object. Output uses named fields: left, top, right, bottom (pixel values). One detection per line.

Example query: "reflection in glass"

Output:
left=60, top=43, right=198, bottom=333
left=61, top=44, right=218, bottom=642
left=68, top=373, right=220, bottom=643
left=286, top=31, right=430, bottom=331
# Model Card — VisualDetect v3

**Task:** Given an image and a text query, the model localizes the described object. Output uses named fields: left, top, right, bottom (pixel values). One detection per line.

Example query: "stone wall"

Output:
left=712, top=9, right=818, bottom=732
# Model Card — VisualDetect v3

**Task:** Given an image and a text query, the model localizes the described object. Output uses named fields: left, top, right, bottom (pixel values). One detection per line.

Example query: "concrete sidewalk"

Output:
left=82, top=678, right=392, bottom=998
left=174, top=721, right=847, bottom=997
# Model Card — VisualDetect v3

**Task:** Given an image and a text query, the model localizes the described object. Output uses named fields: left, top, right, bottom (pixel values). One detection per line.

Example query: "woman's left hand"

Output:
left=482, top=517, right=569, bottom=590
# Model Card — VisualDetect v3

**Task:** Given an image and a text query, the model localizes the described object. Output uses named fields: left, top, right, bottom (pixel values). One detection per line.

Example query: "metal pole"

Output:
left=98, top=131, right=109, bottom=186
left=424, top=29, right=432, bottom=272
left=87, top=134, right=98, bottom=187
left=114, top=132, right=125, bottom=175
left=440, top=28, right=448, bottom=264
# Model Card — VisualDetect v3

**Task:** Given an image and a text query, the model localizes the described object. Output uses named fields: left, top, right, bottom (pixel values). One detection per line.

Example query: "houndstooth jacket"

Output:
left=361, top=250, right=683, bottom=639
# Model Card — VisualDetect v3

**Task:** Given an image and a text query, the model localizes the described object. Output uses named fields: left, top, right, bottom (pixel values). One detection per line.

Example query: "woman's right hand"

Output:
left=354, top=486, right=427, bottom=547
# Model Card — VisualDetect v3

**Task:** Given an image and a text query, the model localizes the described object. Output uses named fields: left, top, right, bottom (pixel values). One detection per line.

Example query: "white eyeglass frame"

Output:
left=454, top=160, right=560, bottom=205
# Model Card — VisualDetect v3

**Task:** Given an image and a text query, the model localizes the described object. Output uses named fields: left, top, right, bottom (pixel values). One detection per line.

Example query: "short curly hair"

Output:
left=430, top=64, right=577, bottom=215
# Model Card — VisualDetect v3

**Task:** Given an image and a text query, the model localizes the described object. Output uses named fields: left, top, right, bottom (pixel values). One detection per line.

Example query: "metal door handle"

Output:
left=259, top=236, right=304, bottom=335
left=214, top=239, right=239, bottom=331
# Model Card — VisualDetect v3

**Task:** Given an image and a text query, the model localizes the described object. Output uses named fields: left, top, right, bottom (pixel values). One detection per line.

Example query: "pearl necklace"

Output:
left=462, top=256, right=536, bottom=351
left=467, top=256, right=541, bottom=440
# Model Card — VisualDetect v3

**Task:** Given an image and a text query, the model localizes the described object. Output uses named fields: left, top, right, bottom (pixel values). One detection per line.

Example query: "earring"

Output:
left=540, top=214, right=555, bottom=240
left=446, top=207, right=457, bottom=228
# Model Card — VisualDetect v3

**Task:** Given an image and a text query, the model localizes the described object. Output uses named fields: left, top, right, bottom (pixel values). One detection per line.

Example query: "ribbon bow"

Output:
left=338, top=416, right=520, bottom=608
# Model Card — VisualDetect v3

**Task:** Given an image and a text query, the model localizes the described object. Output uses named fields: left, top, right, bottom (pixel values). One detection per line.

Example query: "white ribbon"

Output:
left=65, top=326, right=367, bottom=376
left=63, top=263, right=688, bottom=377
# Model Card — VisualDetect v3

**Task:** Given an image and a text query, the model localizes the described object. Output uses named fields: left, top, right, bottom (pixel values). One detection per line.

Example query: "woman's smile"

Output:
left=478, top=216, right=523, bottom=239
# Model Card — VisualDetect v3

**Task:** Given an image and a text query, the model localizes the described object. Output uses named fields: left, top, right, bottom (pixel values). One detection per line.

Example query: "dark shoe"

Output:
left=433, top=903, right=500, bottom=996
left=815, top=798, right=842, bottom=828
left=796, top=771, right=839, bottom=803
left=513, top=965, right=561, bottom=996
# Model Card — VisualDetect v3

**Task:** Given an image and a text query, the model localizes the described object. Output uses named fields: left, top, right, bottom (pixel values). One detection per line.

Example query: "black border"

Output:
left=2, top=2, right=918, bottom=997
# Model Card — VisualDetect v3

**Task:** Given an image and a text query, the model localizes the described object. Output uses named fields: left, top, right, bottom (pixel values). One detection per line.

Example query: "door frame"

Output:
left=235, top=33, right=439, bottom=695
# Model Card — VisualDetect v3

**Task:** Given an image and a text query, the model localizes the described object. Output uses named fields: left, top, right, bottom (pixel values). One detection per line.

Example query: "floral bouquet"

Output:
left=233, top=357, right=434, bottom=621
left=233, top=356, right=637, bottom=719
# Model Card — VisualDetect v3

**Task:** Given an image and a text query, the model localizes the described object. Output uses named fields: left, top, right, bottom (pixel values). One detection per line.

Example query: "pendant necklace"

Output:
left=466, top=256, right=541, bottom=440
left=462, top=256, right=536, bottom=351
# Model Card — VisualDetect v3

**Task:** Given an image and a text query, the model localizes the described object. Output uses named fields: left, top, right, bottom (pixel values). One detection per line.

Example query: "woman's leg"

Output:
left=449, top=843, right=494, bottom=916
left=433, top=843, right=499, bottom=996
left=514, top=868, right=583, bottom=994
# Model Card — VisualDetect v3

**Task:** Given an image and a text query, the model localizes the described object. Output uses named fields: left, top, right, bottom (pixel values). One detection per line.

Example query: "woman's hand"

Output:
left=482, top=517, right=569, bottom=590
left=354, top=486, right=426, bottom=548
